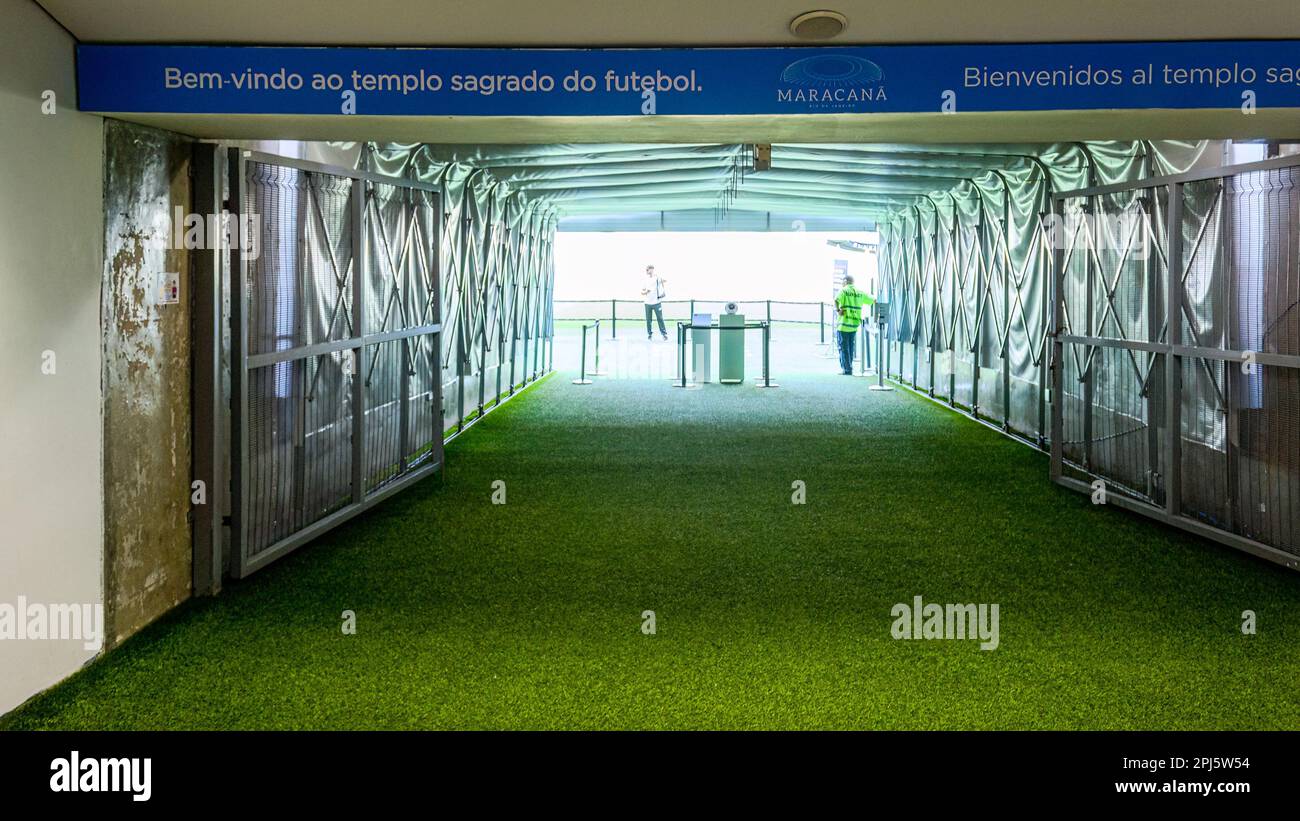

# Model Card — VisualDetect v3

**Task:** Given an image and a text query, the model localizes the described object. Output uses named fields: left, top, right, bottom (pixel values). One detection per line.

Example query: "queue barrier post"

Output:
left=671, top=322, right=693, bottom=388
left=589, top=318, right=606, bottom=375
left=757, top=320, right=779, bottom=388
left=855, top=321, right=872, bottom=377
left=870, top=312, right=894, bottom=392
left=572, top=320, right=599, bottom=385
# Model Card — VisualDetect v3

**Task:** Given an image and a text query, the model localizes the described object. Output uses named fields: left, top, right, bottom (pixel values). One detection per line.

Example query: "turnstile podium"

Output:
left=719, top=313, right=745, bottom=384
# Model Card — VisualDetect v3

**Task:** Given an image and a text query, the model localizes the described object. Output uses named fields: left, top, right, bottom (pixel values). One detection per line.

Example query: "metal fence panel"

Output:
left=1051, top=156, right=1300, bottom=569
left=230, top=150, right=445, bottom=577
left=879, top=146, right=1298, bottom=569
left=199, top=144, right=556, bottom=584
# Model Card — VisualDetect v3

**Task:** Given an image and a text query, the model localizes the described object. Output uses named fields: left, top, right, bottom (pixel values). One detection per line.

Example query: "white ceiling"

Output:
left=36, top=0, right=1300, bottom=46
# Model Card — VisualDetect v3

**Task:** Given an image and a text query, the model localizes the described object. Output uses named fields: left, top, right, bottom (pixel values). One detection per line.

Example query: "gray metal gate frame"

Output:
left=228, top=148, right=445, bottom=578
left=1050, top=153, right=1300, bottom=571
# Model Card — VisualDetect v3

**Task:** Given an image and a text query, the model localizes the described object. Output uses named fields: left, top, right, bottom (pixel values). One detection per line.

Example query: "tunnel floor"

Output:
left=5, top=367, right=1299, bottom=729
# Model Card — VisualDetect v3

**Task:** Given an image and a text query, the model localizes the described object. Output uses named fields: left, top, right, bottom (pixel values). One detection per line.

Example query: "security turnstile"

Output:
left=719, top=313, right=745, bottom=384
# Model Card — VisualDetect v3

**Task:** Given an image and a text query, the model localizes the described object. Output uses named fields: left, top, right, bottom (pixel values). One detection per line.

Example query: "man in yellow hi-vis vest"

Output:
left=834, top=275, right=875, bottom=375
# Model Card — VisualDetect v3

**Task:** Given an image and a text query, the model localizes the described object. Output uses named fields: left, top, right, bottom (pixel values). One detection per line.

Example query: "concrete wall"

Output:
left=101, top=120, right=194, bottom=644
left=0, top=0, right=105, bottom=714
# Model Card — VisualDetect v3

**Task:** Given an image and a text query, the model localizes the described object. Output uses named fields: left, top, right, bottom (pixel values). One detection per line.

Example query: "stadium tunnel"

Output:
left=163, top=139, right=1300, bottom=584
left=3, top=0, right=1300, bottom=725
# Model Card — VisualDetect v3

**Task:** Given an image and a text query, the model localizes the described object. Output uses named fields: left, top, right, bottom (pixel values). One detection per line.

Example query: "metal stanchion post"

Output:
left=610, top=299, right=617, bottom=339
left=572, top=323, right=592, bottom=385
left=590, top=319, right=606, bottom=375
left=819, top=302, right=836, bottom=358
left=854, top=321, right=871, bottom=377
left=757, top=321, right=779, bottom=388
left=681, top=323, right=687, bottom=388
left=671, top=321, right=703, bottom=389
left=671, top=322, right=689, bottom=387
left=870, top=315, right=893, bottom=392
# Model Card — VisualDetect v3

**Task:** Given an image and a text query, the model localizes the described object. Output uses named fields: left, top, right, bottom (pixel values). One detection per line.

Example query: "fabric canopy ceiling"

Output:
left=361, top=140, right=1208, bottom=227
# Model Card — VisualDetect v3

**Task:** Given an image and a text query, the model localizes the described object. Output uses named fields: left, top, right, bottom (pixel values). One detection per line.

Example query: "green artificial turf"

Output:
left=5, top=370, right=1299, bottom=730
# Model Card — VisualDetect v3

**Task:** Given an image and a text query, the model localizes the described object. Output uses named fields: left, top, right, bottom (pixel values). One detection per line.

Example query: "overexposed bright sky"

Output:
left=554, top=231, right=879, bottom=303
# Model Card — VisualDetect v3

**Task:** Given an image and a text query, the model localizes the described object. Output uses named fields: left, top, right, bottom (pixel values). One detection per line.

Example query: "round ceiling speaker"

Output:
left=789, top=10, right=848, bottom=40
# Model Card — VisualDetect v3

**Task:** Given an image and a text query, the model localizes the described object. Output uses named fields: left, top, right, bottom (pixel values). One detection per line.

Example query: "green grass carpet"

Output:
left=5, top=371, right=1299, bottom=730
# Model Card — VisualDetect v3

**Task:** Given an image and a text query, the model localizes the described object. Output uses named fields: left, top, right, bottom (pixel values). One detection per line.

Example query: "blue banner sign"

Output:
left=77, top=41, right=1300, bottom=117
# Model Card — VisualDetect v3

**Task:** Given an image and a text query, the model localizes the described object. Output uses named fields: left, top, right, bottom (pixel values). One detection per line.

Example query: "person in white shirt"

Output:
left=641, top=265, right=668, bottom=340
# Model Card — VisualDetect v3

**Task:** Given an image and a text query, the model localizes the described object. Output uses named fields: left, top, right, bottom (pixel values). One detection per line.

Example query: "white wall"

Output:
left=554, top=231, right=878, bottom=304
left=0, top=0, right=105, bottom=714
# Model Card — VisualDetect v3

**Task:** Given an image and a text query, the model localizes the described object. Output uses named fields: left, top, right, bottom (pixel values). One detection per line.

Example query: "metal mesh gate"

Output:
left=1051, top=155, right=1300, bottom=569
left=230, top=150, right=444, bottom=577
